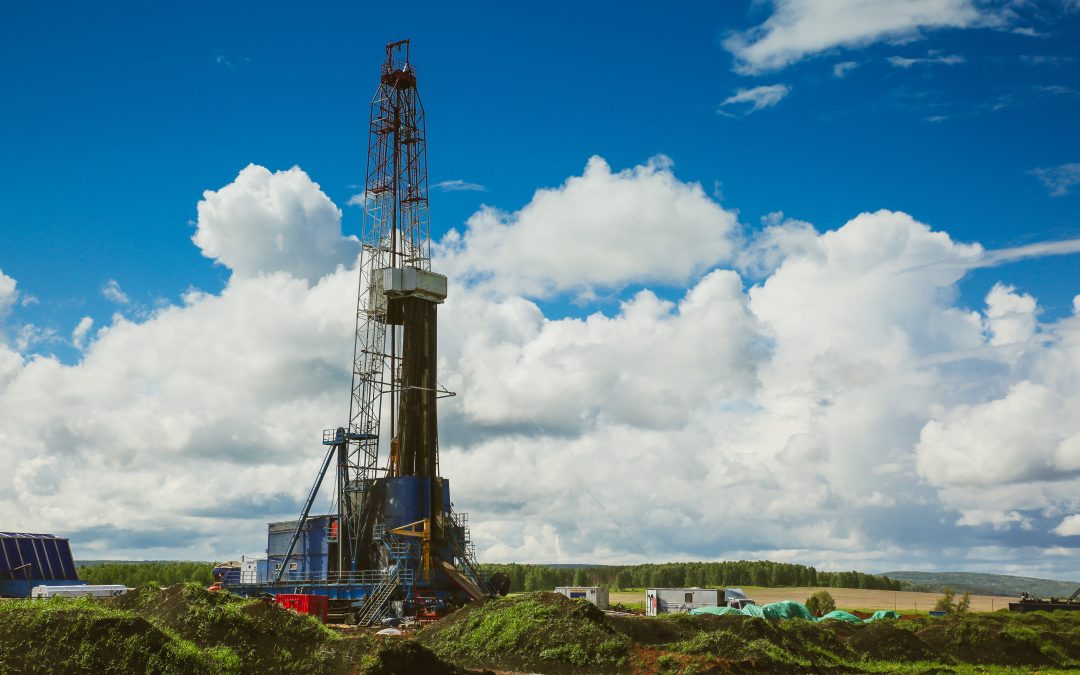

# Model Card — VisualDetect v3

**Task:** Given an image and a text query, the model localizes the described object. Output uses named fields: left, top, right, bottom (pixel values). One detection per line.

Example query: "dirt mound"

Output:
left=609, top=612, right=727, bottom=645
left=6, top=583, right=464, bottom=674
left=843, top=621, right=932, bottom=662
left=916, top=614, right=1052, bottom=666
left=107, top=583, right=341, bottom=672
left=418, top=592, right=631, bottom=673
left=0, top=598, right=225, bottom=673
left=362, top=639, right=482, bottom=675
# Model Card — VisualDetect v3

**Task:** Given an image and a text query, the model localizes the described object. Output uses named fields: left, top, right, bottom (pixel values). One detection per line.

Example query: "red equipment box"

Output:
left=274, top=593, right=329, bottom=623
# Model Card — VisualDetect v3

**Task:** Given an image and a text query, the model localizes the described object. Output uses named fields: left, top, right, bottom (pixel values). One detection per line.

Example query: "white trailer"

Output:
left=554, top=586, right=609, bottom=610
left=645, top=588, right=719, bottom=616
left=32, top=584, right=127, bottom=598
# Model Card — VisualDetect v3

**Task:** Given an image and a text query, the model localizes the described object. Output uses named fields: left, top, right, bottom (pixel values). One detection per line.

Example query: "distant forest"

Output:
left=885, top=570, right=1080, bottom=598
left=74, top=559, right=901, bottom=593
left=76, top=561, right=214, bottom=587
left=477, top=561, right=902, bottom=593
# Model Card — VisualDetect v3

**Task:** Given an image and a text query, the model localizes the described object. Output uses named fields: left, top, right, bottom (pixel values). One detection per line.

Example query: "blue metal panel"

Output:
left=382, top=476, right=424, bottom=529
left=0, top=533, right=79, bottom=584
left=267, top=515, right=332, bottom=579
left=54, top=539, right=77, bottom=580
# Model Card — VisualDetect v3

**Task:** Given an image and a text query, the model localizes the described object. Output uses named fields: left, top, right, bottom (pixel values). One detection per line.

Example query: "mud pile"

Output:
left=2, top=583, right=466, bottom=674
left=419, top=592, right=632, bottom=673
left=423, top=592, right=1080, bottom=673
left=0, top=597, right=226, bottom=673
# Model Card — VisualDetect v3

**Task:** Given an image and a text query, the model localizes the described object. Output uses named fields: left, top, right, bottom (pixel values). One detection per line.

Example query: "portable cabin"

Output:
left=645, top=587, right=719, bottom=615
left=554, top=586, right=609, bottom=609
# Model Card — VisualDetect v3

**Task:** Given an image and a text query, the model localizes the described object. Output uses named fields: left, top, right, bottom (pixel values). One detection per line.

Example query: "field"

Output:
left=610, top=586, right=1016, bottom=613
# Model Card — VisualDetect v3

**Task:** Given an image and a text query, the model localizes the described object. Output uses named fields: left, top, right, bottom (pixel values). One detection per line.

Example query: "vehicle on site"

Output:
left=1009, top=586, right=1080, bottom=612
left=723, top=587, right=757, bottom=609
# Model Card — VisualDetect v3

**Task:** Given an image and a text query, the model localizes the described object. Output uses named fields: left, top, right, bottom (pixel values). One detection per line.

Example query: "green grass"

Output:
left=0, top=583, right=408, bottom=674
left=420, top=592, right=632, bottom=670
left=0, top=596, right=228, bottom=673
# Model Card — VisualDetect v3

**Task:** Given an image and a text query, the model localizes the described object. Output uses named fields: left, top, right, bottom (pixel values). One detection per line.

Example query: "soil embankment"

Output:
left=420, top=591, right=1080, bottom=673
left=0, top=583, right=467, bottom=674
left=5, top=587, right=1080, bottom=673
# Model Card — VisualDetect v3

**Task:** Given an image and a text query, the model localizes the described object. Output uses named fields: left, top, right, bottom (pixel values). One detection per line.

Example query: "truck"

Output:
left=722, top=587, right=757, bottom=609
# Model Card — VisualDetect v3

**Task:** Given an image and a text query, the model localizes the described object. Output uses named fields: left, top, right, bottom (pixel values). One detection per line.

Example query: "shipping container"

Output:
left=554, top=586, right=609, bottom=609
left=645, top=588, right=719, bottom=616
left=275, top=593, right=330, bottom=622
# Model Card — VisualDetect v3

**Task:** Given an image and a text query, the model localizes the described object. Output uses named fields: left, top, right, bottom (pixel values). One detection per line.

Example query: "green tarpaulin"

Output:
left=820, top=610, right=863, bottom=623
left=689, top=601, right=901, bottom=624
left=685, top=606, right=745, bottom=616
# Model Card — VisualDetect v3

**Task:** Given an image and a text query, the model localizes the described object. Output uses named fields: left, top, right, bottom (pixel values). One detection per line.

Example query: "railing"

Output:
left=356, top=567, right=404, bottom=626
left=231, top=569, right=414, bottom=587
left=448, top=508, right=491, bottom=594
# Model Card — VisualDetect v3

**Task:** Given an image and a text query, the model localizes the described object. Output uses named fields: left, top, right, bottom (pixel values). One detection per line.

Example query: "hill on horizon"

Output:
left=885, top=570, right=1080, bottom=598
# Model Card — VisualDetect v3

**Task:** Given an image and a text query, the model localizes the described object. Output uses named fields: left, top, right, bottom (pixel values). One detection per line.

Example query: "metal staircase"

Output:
left=355, top=568, right=400, bottom=626
left=352, top=525, right=419, bottom=626
left=449, top=510, right=491, bottom=594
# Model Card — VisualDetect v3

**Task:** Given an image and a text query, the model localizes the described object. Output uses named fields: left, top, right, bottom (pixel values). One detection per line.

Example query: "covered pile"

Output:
left=690, top=600, right=900, bottom=623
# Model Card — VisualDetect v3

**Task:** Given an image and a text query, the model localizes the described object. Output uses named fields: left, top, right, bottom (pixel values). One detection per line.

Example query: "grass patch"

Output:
left=419, top=592, right=632, bottom=672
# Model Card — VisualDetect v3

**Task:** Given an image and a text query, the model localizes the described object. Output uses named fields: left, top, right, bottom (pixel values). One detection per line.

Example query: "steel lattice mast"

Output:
left=337, top=39, right=436, bottom=572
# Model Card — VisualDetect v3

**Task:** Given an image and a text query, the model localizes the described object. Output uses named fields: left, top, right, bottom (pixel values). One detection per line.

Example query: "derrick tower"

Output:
left=337, top=38, right=446, bottom=572
left=248, top=40, right=498, bottom=624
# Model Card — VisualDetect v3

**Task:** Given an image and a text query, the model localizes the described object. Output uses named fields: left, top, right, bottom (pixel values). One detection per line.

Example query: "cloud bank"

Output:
left=1, top=159, right=1079, bottom=577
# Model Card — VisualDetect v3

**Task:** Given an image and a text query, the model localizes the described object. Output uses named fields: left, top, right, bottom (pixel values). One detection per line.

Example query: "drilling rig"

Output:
left=223, top=40, right=506, bottom=625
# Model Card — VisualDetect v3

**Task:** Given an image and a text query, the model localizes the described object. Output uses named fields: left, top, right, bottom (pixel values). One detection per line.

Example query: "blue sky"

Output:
left=3, top=0, right=1078, bottom=352
left=2, top=1, right=1080, bottom=574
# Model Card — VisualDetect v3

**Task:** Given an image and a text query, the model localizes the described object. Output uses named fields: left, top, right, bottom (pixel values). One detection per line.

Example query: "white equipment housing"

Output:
left=32, top=584, right=127, bottom=598
left=554, top=586, right=610, bottom=609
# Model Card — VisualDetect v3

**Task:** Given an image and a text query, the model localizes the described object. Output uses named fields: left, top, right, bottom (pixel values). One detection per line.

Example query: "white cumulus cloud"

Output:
left=192, top=164, right=360, bottom=282
left=1054, top=515, right=1080, bottom=537
left=435, top=155, right=739, bottom=299
left=724, top=0, right=990, bottom=74
left=2, top=160, right=1080, bottom=576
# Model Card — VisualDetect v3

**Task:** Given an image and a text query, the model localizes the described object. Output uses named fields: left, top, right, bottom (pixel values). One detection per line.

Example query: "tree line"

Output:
left=74, top=559, right=901, bottom=594
left=77, top=561, right=214, bottom=587
left=478, top=561, right=902, bottom=593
